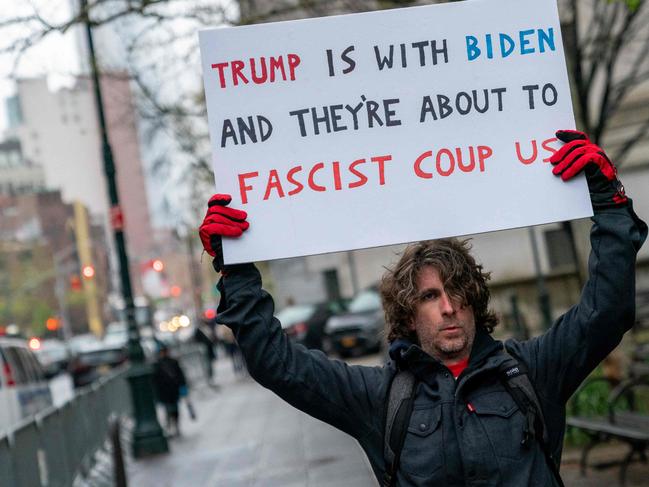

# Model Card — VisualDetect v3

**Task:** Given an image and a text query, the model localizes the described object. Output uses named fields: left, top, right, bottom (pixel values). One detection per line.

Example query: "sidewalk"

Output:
left=128, top=357, right=378, bottom=487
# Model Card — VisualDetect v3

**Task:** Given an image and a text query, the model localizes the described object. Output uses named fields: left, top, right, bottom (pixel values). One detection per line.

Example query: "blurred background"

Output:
left=0, top=1, right=648, bottom=486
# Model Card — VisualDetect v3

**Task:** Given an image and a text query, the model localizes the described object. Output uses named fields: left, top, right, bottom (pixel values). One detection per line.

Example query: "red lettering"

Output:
left=332, top=162, right=343, bottom=191
left=436, top=149, right=455, bottom=177
left=477, top=145, right=492, bottom=171
left=238, top=171, right=258, bottom=204
left=371, top=155, right=391, bottom=185
left=541, top=137, right=558, bottom=162
left=348, top=159, right=368, bottom=188
left=287, top=165, right=304, bottom=196
left=250, top=57, right=268, bottom=84
left=457, top=147, right=476, bottom=173
left=515, top=140, right=537, bottom=165
left=269, top=56, right=286, bottom=82
left=231, top=60, right=248, bottom=86
left=414, top=151, right=433, bottom=179
left=288, top=54, right=301, bottom=81
left=211, top=62, right=228, bottom=89
left=308, top=163, right=326, bottom=191
left=263, top=169, right=285, bottom=200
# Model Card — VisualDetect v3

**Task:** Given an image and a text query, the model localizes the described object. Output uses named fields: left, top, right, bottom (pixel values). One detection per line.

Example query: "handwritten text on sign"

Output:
left=199, top=0, right=591, bottom=264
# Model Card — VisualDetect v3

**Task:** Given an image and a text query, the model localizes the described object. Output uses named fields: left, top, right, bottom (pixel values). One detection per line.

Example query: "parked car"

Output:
left=34, top=339, right=71, bottom=378
left=0, top=337, right=53, bottom=434
left=67, top=334, right=127, bottom=388
left=324, top=286, right=385, bottom=357
left=277, top=300, right=347, bottom=351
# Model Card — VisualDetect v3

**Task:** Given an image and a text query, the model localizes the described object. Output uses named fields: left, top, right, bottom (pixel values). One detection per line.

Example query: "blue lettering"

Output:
left=466, top=29, right=557, bottom=60
left=499, top=34, right=515, bottom=58
left=538, top=27, right=555, bottom=53
left=466, top=35, right=480, bottom=61
left=519, top=29, right=535, bottom=55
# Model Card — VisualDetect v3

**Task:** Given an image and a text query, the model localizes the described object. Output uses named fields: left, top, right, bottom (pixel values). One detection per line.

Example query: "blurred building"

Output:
left=4, top=75, right=155, bottom=294
left=0, top=190, right=109, bottom=335
left=0, top=139, right=46, bottom=196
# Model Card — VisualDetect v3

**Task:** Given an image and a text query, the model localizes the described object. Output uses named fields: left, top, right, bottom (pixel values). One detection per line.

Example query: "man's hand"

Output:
left=199, top=194, right=249, bottom=273
left=550, top=130, right=627, bottom=209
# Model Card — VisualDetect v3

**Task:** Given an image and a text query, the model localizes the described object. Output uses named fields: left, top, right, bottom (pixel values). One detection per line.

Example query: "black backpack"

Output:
left=382, top=350, right=565, bottom=487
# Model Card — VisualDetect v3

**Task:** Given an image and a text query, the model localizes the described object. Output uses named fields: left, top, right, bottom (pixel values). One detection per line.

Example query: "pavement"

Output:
left=128, top=355, right=378, bottom=487
left=127, top=354, right=649, bottom=487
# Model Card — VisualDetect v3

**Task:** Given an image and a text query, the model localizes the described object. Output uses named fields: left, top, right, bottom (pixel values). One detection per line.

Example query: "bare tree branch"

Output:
left=613, top=116, right=649, bottom=163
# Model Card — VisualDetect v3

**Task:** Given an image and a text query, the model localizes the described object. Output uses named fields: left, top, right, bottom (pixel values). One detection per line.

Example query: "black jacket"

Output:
left=215, top=204, right=646, bottom=486
left=153, top=356, right=187, bottom=404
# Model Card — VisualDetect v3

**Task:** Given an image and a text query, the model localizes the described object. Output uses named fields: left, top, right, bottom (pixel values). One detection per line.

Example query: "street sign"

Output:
left=199, top=0, right=591, bottom=264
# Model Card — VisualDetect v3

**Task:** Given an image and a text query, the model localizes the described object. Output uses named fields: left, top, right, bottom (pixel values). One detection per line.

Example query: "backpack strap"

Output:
left=382, top=369, right=416, bottom=487
left=499, top=348, right=565, bottom=487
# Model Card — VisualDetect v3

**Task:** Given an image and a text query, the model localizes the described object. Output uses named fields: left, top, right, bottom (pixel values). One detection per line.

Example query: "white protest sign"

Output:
left=199, top=0, right=592, bottom=264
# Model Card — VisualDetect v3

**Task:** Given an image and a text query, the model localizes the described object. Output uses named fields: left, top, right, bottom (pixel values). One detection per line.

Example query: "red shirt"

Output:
left=447, top=358, right=469, bottom=379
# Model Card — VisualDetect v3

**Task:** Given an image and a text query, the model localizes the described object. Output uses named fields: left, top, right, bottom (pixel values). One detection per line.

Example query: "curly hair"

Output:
left=380, top=238, right=498, bottom=344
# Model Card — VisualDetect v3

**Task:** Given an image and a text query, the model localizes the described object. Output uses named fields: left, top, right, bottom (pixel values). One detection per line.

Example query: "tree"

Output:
left=562, top=0, right=649, bottom=161
left=1, top=1, right=238, bottom=222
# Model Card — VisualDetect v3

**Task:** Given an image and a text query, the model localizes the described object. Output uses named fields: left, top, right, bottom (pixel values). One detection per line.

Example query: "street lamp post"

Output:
left=80, top=0, right=168, bottom=457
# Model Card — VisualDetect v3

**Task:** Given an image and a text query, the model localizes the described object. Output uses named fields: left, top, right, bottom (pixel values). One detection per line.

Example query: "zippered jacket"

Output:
left=215, top=203, right=647, bottom=486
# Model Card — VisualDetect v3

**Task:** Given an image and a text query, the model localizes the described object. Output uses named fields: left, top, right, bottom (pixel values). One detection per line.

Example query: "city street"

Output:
left=128, top=354, right=378, bottom=487
left=1, top=1, right=649, bottom=486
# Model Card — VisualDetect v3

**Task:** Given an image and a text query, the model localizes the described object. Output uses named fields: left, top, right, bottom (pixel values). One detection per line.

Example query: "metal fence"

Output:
left=0, top=367, right=131, bottom=487
left=0, top=343, right=208, bottom=487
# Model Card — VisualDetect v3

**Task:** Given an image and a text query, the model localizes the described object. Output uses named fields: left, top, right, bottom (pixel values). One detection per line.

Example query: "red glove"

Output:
left=550, top=130, right=627, bottom=209
left=199, top=194, right=249, bottom=272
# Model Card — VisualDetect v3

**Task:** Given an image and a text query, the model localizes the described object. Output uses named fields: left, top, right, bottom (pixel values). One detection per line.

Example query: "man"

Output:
left=199, top=130, right=646, bottom=486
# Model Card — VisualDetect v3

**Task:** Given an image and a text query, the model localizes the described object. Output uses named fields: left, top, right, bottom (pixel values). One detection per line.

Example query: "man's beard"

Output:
left=418, top=321, right=475, bottom=361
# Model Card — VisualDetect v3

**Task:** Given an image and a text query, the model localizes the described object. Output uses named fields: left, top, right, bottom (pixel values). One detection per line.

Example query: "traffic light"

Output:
left=82, top=264, right=95, bottom=279
left=152, top=259, right=164, bottom=272
left=70, top=275, right=82, bottom=291
left=46, top=317, right=60, bottom=331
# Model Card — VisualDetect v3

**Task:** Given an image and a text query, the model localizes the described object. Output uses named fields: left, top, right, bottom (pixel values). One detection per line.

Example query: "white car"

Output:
left=0, top=337, right=53, bottom=435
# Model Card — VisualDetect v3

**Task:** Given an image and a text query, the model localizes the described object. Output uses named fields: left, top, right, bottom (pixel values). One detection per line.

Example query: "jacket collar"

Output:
left=389, top=327, right=503, bottom=383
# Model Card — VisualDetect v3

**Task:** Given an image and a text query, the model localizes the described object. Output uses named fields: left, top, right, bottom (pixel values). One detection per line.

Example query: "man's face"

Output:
left=408, top=266, right=476, bottom=363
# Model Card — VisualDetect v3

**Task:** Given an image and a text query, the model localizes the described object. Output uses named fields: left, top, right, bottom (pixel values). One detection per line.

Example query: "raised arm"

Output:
left=510, top=130, right=648, bottom=403
left=199, top=195, right=388, bottom=442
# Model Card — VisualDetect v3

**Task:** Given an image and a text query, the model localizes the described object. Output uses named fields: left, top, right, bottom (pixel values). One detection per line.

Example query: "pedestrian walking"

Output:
left=198, top=130, right=647, bottom=486
left=152, top=345, right=188, bottom=437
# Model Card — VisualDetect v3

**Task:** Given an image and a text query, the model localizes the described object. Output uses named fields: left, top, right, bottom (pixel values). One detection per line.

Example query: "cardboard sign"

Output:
left=199, top=0, right=592, bottom=264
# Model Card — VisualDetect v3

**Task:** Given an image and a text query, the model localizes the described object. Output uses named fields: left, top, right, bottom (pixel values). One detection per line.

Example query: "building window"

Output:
left=544, top=228, right=576, bottom=270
